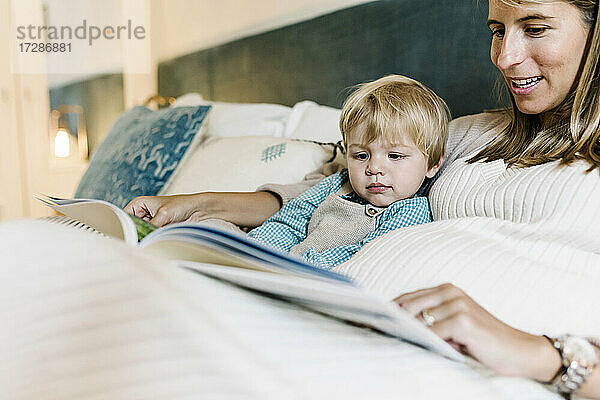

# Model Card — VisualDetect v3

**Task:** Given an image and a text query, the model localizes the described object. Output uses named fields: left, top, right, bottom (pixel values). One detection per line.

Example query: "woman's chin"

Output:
left=514, top=100, right=550, bottom=116
left=513, top=93, right=566, bottom=116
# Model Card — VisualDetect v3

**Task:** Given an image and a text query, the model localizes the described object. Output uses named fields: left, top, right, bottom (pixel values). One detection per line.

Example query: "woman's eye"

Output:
left=526, top=26, right=547, bottom=36
left=490, top=28, right=504, bottom=39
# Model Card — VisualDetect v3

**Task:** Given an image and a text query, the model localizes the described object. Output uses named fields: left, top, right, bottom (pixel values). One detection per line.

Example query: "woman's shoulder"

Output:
left=448, top=111, right=509, bottom=144
left=445, top=111, right=509, bottom=164
left=450, top=109, right=508, bottom=126
left=416, top=111, right=509, bottom=198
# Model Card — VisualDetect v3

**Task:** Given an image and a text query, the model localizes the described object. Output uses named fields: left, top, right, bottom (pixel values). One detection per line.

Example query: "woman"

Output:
left=127, top=0, right=600, bottom=397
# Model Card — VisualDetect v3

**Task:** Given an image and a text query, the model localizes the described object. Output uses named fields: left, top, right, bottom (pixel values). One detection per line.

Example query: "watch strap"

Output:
left=543, top=335, right=566, bottom=383
left=543, top=334, right=598, bottom=398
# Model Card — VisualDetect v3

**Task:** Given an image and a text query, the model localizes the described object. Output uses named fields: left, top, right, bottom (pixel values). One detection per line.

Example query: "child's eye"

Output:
left=353, top=152, right=369, bottom=160
left=388, top=153, right=405, bottom=160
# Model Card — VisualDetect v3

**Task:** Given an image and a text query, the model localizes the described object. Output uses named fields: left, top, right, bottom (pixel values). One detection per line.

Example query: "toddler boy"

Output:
left=248, top=75, right=450, bottom=268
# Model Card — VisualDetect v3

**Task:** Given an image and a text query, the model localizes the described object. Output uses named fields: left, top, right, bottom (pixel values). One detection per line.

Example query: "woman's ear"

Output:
left=425, top=156, right=444, bottom=178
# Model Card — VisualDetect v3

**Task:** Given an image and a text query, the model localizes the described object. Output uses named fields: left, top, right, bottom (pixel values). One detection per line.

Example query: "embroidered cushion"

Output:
left=75, top=105, right=210, bottom=208
left=159, top=136, right=339, bottom=195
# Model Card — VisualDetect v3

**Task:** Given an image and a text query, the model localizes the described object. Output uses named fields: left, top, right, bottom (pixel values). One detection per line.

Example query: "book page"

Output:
left=180, top=262, right=463, bottom=361
left=140, top=224, right=352, bottom=283
left=33, top=195, right=137, bottom=244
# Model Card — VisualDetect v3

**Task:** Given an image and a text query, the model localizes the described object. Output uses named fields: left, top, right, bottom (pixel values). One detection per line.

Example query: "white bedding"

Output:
left=0, top=219, right=562, bottom=399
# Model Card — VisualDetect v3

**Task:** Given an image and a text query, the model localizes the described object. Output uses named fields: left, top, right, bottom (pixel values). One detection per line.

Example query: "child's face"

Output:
left=346, top=133, right=440, bottom=207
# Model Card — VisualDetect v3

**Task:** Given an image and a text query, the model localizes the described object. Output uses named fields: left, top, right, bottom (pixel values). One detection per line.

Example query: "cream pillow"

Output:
left=172, top=93, right=291, bottom=138
left=285, top=100, right=343, bottom=143
left=160, top=136, right=336, bottom=194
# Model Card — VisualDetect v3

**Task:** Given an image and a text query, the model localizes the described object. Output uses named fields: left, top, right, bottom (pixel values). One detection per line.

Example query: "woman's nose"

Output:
left=494, top=32, right=526, bottom=71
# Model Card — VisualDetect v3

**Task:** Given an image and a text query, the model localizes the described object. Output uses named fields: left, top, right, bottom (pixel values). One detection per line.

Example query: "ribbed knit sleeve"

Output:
left=418, top=111, right=508, bottom=196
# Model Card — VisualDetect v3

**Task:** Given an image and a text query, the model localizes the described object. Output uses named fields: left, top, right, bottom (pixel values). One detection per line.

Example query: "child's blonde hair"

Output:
left=339, top=75, right=450, bottom=169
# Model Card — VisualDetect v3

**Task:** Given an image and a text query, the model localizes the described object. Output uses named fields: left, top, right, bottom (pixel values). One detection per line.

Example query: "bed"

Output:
left=4, top=2, right=598, bottom=399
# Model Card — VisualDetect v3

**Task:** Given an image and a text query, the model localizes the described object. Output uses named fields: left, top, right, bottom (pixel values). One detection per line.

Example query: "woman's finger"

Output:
left=149, top=206, right=173, bottom=227
left=395, top=283, right=464, bottom=316
left=394, top=282, right=462, bottom=304
left=393, top=285, right=442, bottom=309
left=124, top=196, right=156, bottom=219
left=428, top=312, right=474, bottom=349
left=123, top=197, right=142, bottom=215
left=416, top=296, right=473, bottom=326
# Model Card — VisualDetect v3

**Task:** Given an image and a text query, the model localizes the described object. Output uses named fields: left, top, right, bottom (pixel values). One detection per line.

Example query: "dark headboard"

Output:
left=158, top=0, right=497, bottom=118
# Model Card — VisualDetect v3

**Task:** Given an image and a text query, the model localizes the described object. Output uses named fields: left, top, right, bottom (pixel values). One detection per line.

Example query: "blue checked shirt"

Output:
left=248, top=169, right=431, bottom=269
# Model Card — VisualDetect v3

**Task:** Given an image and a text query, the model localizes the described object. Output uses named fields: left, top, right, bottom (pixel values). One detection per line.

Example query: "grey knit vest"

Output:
left=290, top=186, right=385, bottom=256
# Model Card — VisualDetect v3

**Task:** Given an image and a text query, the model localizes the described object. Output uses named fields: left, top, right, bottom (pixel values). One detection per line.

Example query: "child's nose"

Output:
left=366, top=158, right=384, bottom=175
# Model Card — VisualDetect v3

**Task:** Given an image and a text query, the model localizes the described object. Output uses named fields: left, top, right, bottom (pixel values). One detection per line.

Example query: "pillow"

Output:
left=159, top=136, right=338, bottom=195
left=172, top=93, right=291, bottom=138
left=285, top=100, right=343, bottom=143
left=171, top=93, right=205, bottom=107
left=75, top=105, right=211, bottom=208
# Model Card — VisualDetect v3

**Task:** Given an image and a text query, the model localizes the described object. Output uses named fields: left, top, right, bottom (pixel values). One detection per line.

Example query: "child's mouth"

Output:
left=367, top=184, right=391, bottom=193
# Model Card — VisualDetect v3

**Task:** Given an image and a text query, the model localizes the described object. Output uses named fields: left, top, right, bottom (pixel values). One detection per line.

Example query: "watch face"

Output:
left=562, top=335, right=599, bottom=368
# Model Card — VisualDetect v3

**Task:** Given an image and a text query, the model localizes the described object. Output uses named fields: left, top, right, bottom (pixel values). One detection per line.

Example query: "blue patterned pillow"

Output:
left=75, top=105, right=211, bottom=208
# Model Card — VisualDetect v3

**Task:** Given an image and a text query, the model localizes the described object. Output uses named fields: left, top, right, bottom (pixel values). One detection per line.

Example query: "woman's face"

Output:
left=488, top=0, right=590, bottom=116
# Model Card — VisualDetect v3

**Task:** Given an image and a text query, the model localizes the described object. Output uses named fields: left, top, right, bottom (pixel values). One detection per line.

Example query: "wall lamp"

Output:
left=49, top=105, right=88, bottom=160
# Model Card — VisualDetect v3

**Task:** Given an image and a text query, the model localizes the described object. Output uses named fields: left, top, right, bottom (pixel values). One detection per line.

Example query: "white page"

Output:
left=180, top=261, right=463, bottom=361
left=33, top=194, right=137, bottom=244
left=140, top=223, right=352, bottom=283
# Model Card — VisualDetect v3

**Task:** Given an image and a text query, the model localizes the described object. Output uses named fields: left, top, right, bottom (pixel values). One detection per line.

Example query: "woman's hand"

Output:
left=124, top=191, right=282, bottom=228
left=394, top=283, right=561, bottom=381
left=124, top=194, right=212, bottom=227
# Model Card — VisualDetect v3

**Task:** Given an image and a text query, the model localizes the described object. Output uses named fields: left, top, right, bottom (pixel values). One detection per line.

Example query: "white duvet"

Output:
left=0, top=219, right=564, bottom=400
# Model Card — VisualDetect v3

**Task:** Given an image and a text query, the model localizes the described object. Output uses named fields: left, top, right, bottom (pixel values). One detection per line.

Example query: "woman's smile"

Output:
left=508, top=75, right=543, bottom=95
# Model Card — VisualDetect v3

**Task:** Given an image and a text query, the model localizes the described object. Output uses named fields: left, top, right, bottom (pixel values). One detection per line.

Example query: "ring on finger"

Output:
left=421, top=308, right=436, bottom=327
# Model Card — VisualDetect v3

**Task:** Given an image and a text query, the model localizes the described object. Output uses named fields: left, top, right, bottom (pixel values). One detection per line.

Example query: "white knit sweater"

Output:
left=335, top=112, right=600, bottom=337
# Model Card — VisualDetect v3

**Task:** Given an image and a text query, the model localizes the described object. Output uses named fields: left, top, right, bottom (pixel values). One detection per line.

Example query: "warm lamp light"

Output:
left=54, top=129, right=70, bottom=158
left=49, top=105, right=88, bottom=161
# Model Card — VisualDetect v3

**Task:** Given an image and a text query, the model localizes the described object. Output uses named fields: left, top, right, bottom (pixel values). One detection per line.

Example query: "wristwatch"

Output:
left=544, top=334, right=598, bottom=397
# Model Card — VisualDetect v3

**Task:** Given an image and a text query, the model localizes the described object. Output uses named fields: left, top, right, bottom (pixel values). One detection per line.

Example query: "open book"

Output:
left=35, top=194, right=464, bottom=362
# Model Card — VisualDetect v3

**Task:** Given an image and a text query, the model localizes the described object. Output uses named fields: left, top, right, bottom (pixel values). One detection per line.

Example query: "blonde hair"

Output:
left=470, top=0, right=600, bottom=171
left=339, top=75, right=451, bottom=169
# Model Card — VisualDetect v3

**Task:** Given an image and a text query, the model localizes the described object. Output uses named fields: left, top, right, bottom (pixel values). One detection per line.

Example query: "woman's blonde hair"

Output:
left=339, top=75, right=450, bottom=169
left=470, top=0, right=600, bottom=171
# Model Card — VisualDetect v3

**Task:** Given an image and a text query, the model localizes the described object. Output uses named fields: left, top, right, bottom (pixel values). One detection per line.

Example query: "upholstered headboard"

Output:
left=158, top=0, right=497, bottom=118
